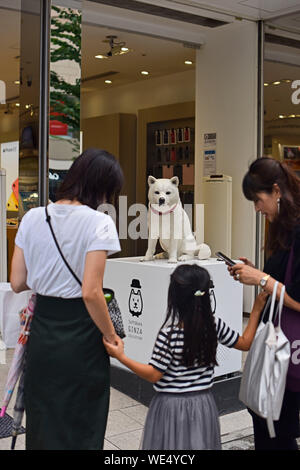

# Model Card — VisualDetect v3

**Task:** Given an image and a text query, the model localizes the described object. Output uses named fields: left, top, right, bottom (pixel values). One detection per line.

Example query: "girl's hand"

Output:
left=231, top=264, right=264, bottom=286
left=253, top=291, right=269, bottom=311
left=103, top=336, right=124, bottom=359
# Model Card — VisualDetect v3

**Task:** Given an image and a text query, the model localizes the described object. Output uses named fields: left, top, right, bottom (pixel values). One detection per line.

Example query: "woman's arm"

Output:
left=10, top=245, right=30, bottom=293
left=82, top=250, right=118, bottom=344
left=234, top=291, right=268, bottom=351
left=230, top=264, right=300, bottom=312
left=103, top=337, right=163, bottom=383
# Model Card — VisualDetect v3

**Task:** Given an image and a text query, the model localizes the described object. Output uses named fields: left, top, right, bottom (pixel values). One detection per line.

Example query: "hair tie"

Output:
left=194, top=290, right=205, bottom=297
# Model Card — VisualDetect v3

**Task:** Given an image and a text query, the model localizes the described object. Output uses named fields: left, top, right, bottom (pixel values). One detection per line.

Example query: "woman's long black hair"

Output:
left=242, top=156, right=300, bottom=253
left=56, top=148, right=124, bottom=209
left=162, top=264, right=218, bottom=368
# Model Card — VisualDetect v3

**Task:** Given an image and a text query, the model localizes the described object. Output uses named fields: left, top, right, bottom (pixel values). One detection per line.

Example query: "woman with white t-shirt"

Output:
left=10, top=148, right=124, bottom=450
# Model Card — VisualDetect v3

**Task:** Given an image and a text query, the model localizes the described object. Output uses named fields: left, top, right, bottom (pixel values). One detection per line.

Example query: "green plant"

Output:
left=50, top=6, right=81, bottom=148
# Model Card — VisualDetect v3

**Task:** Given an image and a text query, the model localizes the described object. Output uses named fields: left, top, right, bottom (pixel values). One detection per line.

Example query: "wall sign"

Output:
left=203, top=132, right=217, bottom=176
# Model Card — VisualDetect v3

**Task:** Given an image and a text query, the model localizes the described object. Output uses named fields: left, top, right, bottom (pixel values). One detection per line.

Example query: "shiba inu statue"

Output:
left=141, top=176, right=211, bottom=263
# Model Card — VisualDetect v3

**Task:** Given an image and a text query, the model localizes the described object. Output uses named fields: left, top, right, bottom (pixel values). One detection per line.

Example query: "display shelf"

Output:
left=146, top=117, right=195, bottom=206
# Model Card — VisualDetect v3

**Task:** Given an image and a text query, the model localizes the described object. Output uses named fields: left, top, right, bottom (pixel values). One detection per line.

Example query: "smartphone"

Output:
left=215, top=251, right=236, bottom=266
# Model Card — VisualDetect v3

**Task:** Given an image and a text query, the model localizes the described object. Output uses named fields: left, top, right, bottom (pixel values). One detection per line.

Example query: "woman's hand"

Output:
left=103, top=336, right=124, bottom=359
left=227, top=257, right=255, bottom=278
left=238, top=257, right=255, bottom=268
left=231, top=264, right=264, bottom=286
left=103, top=332, right=119, bottom=346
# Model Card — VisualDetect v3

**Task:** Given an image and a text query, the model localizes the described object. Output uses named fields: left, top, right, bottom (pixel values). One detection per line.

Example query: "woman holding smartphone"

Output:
left=228, top=156, right=300, bottom=450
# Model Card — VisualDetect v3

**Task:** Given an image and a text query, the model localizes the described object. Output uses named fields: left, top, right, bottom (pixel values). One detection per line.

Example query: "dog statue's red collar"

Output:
left=150, top=203, right=177, bottom=216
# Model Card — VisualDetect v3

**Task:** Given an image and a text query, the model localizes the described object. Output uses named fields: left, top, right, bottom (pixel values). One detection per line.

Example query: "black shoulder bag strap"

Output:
left=45, top=206, right=82, bottom=287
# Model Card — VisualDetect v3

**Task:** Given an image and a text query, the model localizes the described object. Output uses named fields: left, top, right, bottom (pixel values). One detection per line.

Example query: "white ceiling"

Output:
left=1, top=0, right=300, bottom=110
left=81, top=25, right=195, bottom=92
left=140, top=0, right=300, bottom=21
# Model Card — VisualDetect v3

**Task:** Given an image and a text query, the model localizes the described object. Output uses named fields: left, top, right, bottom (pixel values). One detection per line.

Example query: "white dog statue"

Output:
left=141, top=175, right=211, bottom=263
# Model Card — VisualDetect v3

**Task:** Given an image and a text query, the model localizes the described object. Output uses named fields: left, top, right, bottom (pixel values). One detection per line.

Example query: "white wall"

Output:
left=195, top=20, right=258, bottom=312
left=81, top=69, right=195, bottom=119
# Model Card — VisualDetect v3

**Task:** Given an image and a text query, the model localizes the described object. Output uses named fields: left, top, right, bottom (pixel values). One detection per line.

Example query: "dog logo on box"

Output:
left=129, top=279, right=143, bottom=317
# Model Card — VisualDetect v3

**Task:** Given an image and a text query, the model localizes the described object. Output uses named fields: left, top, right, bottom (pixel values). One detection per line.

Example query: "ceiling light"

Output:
left=278, top=114, right=285, bottom=119
left=121, top=47, right=129, bottom=52
left=95, top=54, right=108, bottom=60
left=105, top=80, right=112, bottom=84
left=15, top=103, right=20, bottom=107
left=289, top=114, right=296, bottom=118
left=273, top=81, right=281, bottom=85
left=283, top=79, right=292, bottom=83
left=141, top=71, right=149, bottom=75
left=264, top=83, right=269, bottom=86
left=184, top=60, right=193, bottom=65
left=14, top=80, right=20, bottom=85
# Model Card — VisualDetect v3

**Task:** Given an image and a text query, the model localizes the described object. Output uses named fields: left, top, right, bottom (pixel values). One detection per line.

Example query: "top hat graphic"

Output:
left=131, top=279, right=141, bottom=289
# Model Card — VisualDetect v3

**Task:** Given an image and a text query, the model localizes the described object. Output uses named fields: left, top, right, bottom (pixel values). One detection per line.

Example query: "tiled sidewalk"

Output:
left=0, top=348, right=254, bottom=450
left=0, top=349, right=299, bottom=451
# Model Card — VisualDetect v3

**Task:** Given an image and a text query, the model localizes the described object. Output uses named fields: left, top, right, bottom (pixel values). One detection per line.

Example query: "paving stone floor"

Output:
left=0, top=346, right=299, bottom=451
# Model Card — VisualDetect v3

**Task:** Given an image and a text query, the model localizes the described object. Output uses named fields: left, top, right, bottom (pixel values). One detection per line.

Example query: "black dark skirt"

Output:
left=24, top=294, right=110, bottom=450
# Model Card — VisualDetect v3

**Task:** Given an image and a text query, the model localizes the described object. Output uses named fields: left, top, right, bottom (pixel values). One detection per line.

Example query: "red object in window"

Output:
left=49, top=120, right=68, bottom=136
left=12, top=178, right=19, bottom=200
left=50, top=102, right=68, bottom=136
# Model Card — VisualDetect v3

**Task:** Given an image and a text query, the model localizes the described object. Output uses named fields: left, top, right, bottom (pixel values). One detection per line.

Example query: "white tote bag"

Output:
left=239, top=281, right=291, bottom=438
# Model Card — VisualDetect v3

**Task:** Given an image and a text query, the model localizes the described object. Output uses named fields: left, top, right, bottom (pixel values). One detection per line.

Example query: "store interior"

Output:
left=0, top=1, right=300, bottom=295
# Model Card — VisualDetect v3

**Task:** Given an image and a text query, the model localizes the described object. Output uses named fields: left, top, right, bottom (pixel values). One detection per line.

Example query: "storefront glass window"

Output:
left=0, top=0, right=21, bottom=280
left=80, top=0, right=196, bottom=256
left=263, top=21, right=300, bottom=259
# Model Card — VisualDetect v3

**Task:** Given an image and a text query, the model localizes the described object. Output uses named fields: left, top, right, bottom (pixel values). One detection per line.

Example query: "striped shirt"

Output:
left=149, top=317, right=239, bottom=393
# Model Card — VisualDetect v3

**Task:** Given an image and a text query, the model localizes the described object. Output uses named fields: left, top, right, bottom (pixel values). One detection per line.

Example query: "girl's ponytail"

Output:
left=163, top=264, right=218, bottom=368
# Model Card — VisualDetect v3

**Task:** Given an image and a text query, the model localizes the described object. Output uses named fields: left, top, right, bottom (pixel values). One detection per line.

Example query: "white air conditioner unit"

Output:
left=203, top=175, right=232, bottom=257
left=0, top=169, right=7, bottom=282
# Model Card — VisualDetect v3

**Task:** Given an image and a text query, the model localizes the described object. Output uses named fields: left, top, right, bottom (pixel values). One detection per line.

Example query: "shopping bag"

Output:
left=239, top=281, right=290, bottom=438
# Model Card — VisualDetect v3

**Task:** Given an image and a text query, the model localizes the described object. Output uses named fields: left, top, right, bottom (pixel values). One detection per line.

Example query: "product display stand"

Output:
left=104, top=257, right=244, bottom=411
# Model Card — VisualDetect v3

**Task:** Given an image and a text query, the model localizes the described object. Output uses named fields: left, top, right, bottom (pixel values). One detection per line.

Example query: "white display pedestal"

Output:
left=104, top=257, right=243, bottom=378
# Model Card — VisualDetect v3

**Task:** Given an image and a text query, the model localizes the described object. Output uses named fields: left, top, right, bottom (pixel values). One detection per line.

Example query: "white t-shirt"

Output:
left=15, top=203, right=121, bottom=298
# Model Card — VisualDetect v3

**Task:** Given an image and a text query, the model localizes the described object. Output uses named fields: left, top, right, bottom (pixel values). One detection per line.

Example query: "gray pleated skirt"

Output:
left=141, top=389, right=221, bottom=450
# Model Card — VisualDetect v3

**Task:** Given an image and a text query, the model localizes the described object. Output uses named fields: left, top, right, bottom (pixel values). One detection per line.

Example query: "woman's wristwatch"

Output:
left=259, top=274, right=270, bottom=288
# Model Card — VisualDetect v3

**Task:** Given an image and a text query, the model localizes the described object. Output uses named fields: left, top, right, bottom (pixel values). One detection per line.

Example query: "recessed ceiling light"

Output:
left=105, top=79, right=112, bottom=84
left=184, top=60, right=193, bottom=65
left=14, top=80, right=20, bottom=85
left=273, top=81, right=281, bottom=85
left=95, top=54, right=107, bottom=59
left=264, top=83, right=269, bottom=86
left=278, top=114, right=285, bottom=119
left=283, top=79, right=292, bottom=83
left=289, top=114, right=296, bottom=118
left=121, top=47, right=129, bottom=52
left=141, top=71, right=149, bottom=75
left=15, top=103, right=20, bottom=107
